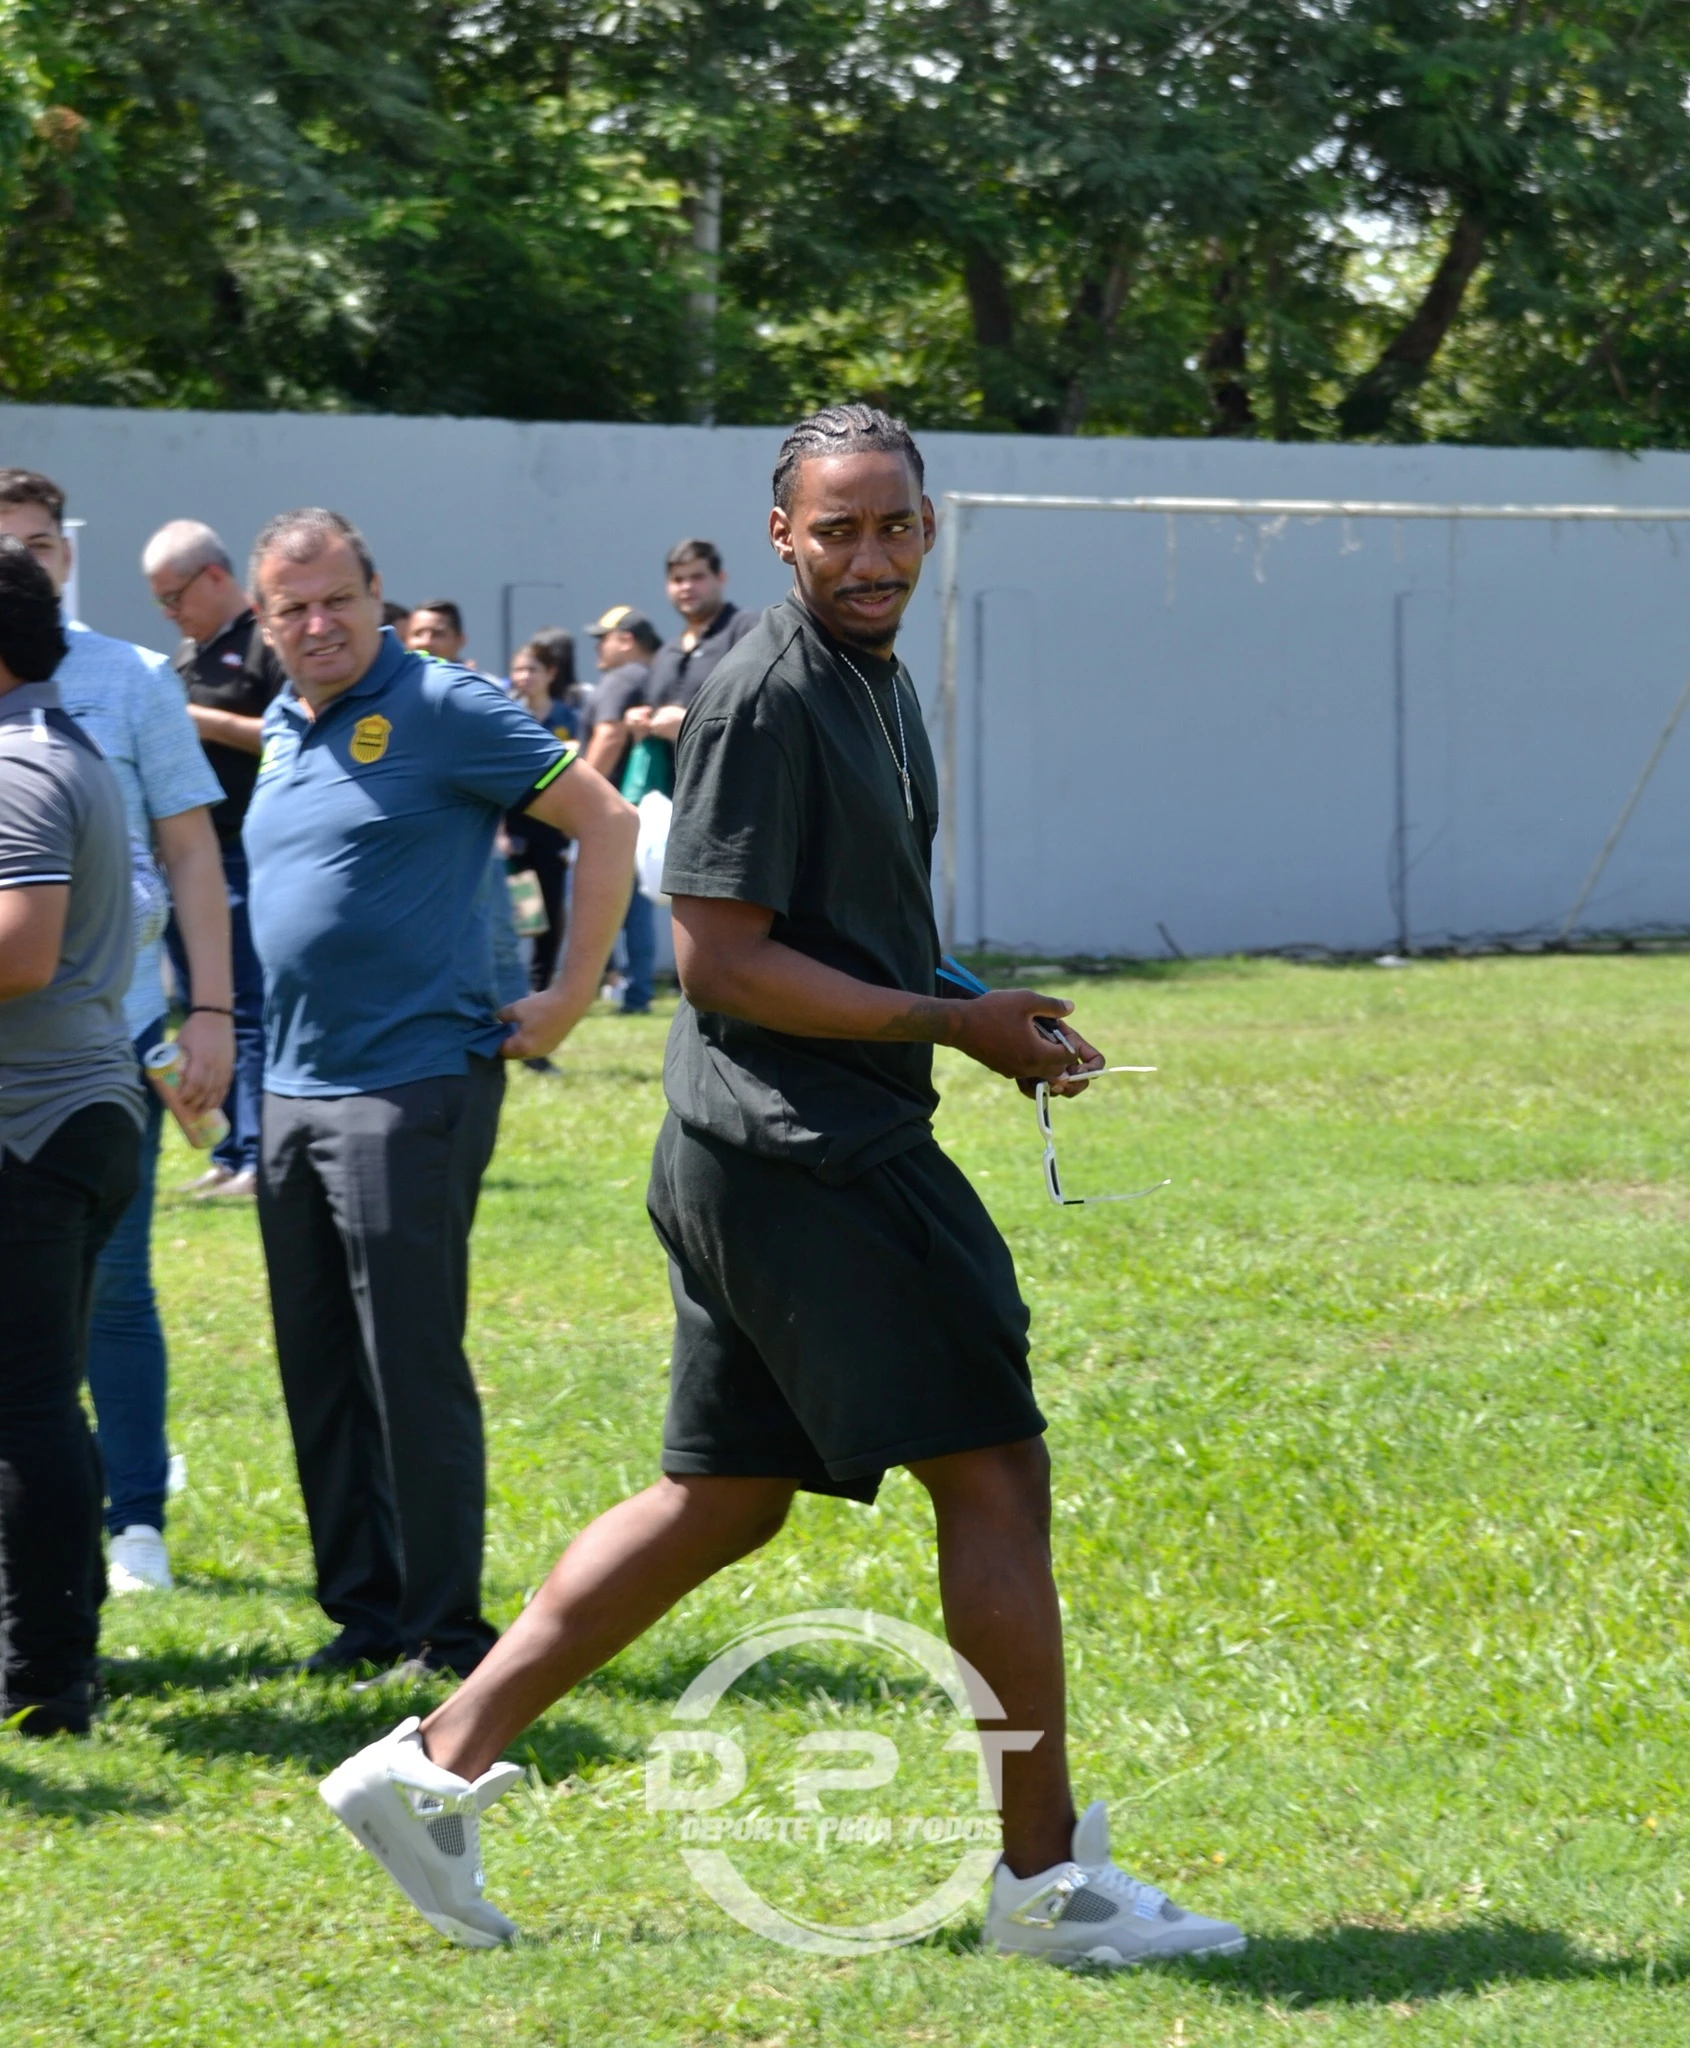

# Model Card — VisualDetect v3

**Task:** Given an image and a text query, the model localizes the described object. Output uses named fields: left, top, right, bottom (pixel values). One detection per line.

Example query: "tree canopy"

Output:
left=3, top=0, right=1688, bottom=443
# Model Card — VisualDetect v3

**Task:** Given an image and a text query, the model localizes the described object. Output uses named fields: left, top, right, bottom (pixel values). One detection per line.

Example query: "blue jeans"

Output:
left=86, top=1021, right=169, bottom=1536
left=487, top=851, right=530, bottom=1010
left=619, top=888, right=655, bottom=1013
left=166, top=840, right=264, bottom=1174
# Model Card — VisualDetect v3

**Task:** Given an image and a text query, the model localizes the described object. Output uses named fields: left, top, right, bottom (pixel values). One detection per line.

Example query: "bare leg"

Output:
left=422, top=1474, right=796, bottom=1781
left=909, top=1437, right=1074, bottom=1879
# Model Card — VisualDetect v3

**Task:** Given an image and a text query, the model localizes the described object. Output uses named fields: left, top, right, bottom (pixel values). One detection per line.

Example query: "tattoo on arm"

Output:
left=868, top=995, right=964, bottom=1046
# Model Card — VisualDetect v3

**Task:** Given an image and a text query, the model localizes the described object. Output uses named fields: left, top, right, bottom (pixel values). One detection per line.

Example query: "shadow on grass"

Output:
left=0, top=1752, right=172, bottom=1822
left=101, top=1645, right=297, bottom=1699
left=514, top=1714, right=642, bottom=1784
left=143, top=1686, right=632, bottom=1780
left=1213, top=1921, right=1688, bottom=2004
left=167, top=1571, right=317, bottom=1598
left=578, top=1650, right=945, bottom=1713
left=918, top=1917, right=1686, bottom=2001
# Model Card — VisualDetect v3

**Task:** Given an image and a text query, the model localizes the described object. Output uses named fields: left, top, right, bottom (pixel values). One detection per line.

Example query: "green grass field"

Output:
left=6, top=954, right=1690, bottom=2045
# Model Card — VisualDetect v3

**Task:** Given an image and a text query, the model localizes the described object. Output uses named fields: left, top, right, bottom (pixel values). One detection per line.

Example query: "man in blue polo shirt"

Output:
left=243, top=508, right=637, bottom=1681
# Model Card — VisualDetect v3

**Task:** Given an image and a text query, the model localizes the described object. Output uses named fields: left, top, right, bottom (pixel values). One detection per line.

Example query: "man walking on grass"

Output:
left=320, top=408, right=1247, bottom=1971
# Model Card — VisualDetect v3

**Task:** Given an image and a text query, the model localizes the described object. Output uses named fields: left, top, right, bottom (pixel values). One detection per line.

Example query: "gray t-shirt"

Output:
left=0, top=680, right=145, bottom=1162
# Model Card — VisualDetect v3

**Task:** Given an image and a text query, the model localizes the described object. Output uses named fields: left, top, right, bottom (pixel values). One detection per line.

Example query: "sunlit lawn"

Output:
left=5, top=954, right=1690, bottom=2044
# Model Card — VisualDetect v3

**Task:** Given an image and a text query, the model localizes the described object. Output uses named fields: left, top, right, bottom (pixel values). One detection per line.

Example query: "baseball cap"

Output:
left=584, top=604, right=654, bottom=640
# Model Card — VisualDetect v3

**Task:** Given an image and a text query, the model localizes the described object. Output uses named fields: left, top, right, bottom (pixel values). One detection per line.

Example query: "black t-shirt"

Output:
left=647, top=603, right=762, bottom=713
left=586, top=658, right=652, bottom=786
left=661, top=594, right=941, bottom=1185
left=173, top=610, right=287, bottom=841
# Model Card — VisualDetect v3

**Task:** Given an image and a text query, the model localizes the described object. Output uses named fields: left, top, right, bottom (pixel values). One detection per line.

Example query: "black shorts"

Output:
left=646, top=1113, right=1044, bottom=1504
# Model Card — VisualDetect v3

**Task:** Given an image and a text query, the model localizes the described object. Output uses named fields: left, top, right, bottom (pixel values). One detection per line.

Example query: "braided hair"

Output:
left=771, top=404, right=925, bottom=512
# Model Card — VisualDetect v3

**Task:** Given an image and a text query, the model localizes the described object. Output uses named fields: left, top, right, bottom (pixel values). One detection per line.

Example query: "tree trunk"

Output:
left=687, top=148, right=722, bottom=427
left=964, top=246, right=1055, bottom=430
left=1202, top=263, right=1253, bottom=436
left=1338, top=210, right=1487, bottom=437
left=963, top=247, right=1016, bottom=353
left=1056, top=257, right=1131, bottom=436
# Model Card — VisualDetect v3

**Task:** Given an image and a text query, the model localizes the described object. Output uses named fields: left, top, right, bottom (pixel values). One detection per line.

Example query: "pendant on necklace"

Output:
left=900, top=772, right=914, bottom=822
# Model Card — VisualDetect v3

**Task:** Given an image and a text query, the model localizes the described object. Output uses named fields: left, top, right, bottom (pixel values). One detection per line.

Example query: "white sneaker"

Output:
left=108, top=1525, right=173, bottom=1594
left=319, top=1717, right=524, bottom=1947
left=197, top=1166, right=257, bottom=1201
left=983, top=1801, right=1246, bottom=1968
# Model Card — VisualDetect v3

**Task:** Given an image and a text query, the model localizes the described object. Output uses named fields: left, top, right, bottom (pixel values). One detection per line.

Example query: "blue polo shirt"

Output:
left=244, top=630, right=575, bottom=1096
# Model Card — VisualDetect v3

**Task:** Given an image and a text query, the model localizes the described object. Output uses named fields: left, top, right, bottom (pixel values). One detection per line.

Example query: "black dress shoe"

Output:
left=297, top=1633, right=401, bottom=1677
left=349, top=1656, right=440, bottom=1692
left=349, top=1639, right=489, bottom=1691
left=3, top=1676, right=101, bottom=1737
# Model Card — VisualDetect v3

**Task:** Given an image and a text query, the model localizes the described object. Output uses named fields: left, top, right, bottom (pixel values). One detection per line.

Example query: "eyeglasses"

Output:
left=155, top=563, right=210, bottom=616
left=1036, top=1069, right=1170, bottom=1208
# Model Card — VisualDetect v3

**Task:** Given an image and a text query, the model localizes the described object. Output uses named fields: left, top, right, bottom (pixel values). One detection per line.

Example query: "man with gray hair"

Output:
left=243, top=507, right=637, bottom=1683
left=142, top=520, right=285, bottom=1199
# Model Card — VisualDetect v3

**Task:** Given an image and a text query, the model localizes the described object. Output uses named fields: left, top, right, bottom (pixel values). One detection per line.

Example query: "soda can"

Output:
left=143, top=1040, right=231, bottom=1152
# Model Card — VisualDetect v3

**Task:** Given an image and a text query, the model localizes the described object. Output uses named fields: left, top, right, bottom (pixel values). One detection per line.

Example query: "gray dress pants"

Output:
left=257, top=1058, right=505, bottom=1670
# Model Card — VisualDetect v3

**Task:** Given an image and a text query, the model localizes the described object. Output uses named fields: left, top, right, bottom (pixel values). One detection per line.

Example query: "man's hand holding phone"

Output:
left=950, top=988, right=1104, bottom=1094
left=937, top=956, right=1101, bottom=1093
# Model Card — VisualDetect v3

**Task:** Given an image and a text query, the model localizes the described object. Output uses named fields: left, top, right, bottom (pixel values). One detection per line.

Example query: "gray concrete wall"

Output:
left=5, top=402, right=1689, bottom=956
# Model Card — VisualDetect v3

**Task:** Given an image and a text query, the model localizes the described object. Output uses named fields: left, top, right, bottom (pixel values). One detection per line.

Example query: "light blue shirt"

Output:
left=57, top=622, right=222, bottom=1040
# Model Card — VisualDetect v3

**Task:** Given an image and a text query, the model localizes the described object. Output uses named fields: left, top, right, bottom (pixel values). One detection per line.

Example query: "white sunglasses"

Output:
left=1035, top=1068, right=1170, bottom=1208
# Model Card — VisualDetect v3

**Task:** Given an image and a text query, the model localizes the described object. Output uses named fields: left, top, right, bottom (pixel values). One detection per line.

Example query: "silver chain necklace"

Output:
left=833, top=647, right=914, bottom=821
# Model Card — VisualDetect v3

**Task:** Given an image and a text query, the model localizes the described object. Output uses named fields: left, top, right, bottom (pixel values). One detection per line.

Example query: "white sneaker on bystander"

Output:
left=107, top=1525, right=173, bottom=1594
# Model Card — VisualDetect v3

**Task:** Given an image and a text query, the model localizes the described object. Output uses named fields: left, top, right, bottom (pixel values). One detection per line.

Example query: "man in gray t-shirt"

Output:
left=0, top=537, right=144, bottom=1737
left=0, top=690, right=142, bottom=1158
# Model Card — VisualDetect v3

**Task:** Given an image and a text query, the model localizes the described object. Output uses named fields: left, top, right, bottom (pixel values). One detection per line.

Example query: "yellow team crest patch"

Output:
left=349, top=714, right=392, bottom=765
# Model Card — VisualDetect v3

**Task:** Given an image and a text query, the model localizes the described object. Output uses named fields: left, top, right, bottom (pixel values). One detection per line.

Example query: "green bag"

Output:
left=506, top=869, right=547, bottom=937
left=619, top=735, right=674, bottom=809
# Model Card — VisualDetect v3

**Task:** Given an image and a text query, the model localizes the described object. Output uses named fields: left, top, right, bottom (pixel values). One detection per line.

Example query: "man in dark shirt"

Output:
left=143, top=519, right=285, bottom=1198
left=625, top=538, right=759, bottom=753
left=320, top=408, right=1247, bottom=1971
left=616, top=549, right=757, bottom=1015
